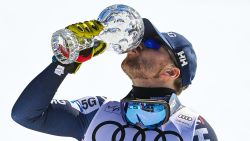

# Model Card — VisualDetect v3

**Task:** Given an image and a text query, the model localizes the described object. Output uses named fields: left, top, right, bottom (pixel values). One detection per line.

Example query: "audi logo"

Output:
left=92, top=121, right=183, bottom=141
left=178, top=114, right=192, bottom=121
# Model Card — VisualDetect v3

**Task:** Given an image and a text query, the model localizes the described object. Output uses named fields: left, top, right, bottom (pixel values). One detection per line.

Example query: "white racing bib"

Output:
left=83, top=100, right=199, bottom=141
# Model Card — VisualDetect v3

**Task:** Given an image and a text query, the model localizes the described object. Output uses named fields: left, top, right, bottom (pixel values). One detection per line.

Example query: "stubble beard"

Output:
left=121, top=56, right=161, bottom=80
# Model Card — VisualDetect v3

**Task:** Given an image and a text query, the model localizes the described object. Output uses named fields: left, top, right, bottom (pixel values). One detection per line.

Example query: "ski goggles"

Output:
left=143, top=38, right=162, bottom=50
left=120, top=98, right=170, bottom=129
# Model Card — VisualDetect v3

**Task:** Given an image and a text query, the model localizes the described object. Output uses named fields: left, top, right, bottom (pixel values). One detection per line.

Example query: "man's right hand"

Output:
left=53, top=20, right=107, bottom=74
left=66, top=20, right=104, bottom=39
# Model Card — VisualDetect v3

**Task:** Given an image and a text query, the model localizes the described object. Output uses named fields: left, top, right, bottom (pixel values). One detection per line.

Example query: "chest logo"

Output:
left=92, top=120, right=183, bottom=141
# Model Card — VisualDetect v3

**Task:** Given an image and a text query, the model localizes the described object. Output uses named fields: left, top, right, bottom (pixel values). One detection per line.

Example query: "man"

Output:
left=12, top=18, right=218, bottom=141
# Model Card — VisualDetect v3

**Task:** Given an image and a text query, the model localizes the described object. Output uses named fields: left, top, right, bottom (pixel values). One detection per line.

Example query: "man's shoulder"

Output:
left=193, top=114, right=218, bottom=141
left=171, top=107, right=218, bottom=141
left=181, top=107, right=218, bottom=141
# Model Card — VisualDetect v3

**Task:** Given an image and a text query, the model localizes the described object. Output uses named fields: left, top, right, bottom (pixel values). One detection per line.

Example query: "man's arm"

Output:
left=193, top=116, right=218, bottom=141
left=11, top=62, right=105, bottom=140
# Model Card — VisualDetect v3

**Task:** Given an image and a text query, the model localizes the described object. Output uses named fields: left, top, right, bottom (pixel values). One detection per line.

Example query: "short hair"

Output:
left=174, top=76, right=188, bottom=95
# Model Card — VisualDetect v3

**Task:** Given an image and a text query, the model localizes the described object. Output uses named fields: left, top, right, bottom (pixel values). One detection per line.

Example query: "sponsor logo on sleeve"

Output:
left=54, top=65, right=65, bottom=76
left=193, top=116, right=212, bottom=141
left=178, top=114, right=193, bottom=121
left=194, top=128, right=210, bottom=141
left=73, top=96, right=100, bottom=114
left=51, top=99, right=67, bottom=105
left=175, top=114, right=195, bottom=128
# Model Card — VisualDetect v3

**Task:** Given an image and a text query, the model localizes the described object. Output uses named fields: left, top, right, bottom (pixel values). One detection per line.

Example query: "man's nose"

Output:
left=137, top=44, right=144, bottom=51
left=127, top=44, right=144, bottom=54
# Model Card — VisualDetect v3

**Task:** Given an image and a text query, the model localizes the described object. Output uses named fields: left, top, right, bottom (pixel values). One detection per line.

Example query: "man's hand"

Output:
left=66, top=20, right=104, bottom=39
left=53, top=20, right=107, bottom=74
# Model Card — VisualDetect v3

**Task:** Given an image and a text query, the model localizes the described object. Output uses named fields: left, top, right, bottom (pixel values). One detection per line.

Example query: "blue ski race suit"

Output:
left=12, top=62, right=218, bottom=141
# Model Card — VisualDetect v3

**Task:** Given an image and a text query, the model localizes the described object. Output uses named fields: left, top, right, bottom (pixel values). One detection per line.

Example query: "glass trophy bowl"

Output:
left=97, top=4, right=144, bottom=54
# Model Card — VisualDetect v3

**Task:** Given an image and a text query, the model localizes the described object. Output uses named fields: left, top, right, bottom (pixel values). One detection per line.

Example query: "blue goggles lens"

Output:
left=143, top=38, right=161, bottom=50
left=121, top=99, right=170, bottom=129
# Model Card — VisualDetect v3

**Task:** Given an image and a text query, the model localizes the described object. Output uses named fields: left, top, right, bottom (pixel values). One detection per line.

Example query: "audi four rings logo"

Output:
left=92, top=121, right=183, bottom=141
left=178, top=114, right=193, bottom=121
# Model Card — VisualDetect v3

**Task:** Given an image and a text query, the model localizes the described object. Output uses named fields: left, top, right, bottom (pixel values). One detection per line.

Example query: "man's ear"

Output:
left=161, top=66, right=180, bottom=80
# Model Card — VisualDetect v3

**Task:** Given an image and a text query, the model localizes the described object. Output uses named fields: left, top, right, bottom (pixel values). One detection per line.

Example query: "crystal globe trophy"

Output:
left=96, top=4, right=144, bottom=54
left=51, top=4, right=144, bottom=64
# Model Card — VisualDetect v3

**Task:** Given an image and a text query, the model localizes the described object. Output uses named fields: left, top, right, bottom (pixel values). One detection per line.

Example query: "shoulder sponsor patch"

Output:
left=172, top=107, right=197, bottom=129
left=71, top=96, right=100, bottom=114
left=175, top=113, right=195, bottom=128
left=178, top=114, right=193, bottom=121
